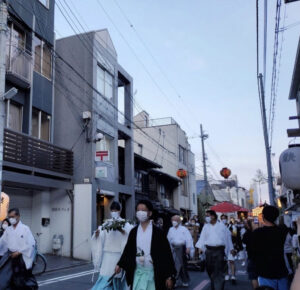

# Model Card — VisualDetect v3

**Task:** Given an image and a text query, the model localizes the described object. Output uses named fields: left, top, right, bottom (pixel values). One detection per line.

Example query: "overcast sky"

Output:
left=55, top=0, right=300, bottom=202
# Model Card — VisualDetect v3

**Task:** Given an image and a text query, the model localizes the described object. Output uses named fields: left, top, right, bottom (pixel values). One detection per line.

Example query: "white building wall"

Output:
left=50, top=190, right=72, bottom=257
left=73, top=184, right=92, bottom=261
left=134, top=112, right=197, bottom=214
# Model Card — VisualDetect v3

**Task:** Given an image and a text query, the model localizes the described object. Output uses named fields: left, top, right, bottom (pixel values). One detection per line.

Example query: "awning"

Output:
left=210, top=201, right=242, bottom=213
left=151, top=169, right=181, bottom=187
left=134, top=154, right=162, bottom=170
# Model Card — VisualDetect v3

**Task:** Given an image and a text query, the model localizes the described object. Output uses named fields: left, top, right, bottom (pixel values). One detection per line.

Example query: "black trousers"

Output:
left=205, top=247, right=226, bottom=290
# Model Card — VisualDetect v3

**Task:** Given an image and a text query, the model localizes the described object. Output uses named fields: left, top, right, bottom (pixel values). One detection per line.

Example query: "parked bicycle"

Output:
left=32, top=233, right=47, bottom=276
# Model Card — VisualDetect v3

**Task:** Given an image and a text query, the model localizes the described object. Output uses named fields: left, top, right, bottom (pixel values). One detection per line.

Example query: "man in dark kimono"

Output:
left=115, top=200, right=176, bottom=290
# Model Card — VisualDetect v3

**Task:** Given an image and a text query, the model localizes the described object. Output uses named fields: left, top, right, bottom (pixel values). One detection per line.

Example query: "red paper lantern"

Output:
left=176, top=169, right=187, bottom=178
left=220, top=167, right=231, bottom=179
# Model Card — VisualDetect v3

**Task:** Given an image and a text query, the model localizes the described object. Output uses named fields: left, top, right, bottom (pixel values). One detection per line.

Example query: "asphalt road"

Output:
left=36, top=262, right=252, bottom=290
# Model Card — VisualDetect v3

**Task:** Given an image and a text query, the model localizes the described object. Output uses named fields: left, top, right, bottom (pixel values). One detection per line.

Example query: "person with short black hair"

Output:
left=251, top=205, right=289, bottom=290
left=196, top=210, right=234, bottom=290
left=0, top=208, right=38, bottom=289
left=116, top=200, right=176, bottom=289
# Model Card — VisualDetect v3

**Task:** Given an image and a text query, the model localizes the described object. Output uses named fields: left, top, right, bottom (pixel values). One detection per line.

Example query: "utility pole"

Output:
left=200, top=124, right=208, bottom=196
left=258, top=74, right=275, bottom=206
left=0, top=0, right=8, bottom=194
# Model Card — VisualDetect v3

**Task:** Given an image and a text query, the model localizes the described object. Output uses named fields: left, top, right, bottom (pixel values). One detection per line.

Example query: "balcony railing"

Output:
left=3, top=129, right=73, bottom=176
left=6, top=46, right=32, bottom=87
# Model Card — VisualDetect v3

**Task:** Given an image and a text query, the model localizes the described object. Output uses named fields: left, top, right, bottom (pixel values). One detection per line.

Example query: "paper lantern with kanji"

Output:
left=177, top=169, right=187, bottom=179
left=220, top=167, right=231, bottom=179
left=280, top=145, right=300, bottom=190
left=0, top=192, right=9, bottom=221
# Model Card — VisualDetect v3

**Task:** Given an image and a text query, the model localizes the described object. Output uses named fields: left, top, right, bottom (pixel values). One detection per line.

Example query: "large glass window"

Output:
left=41, top=112, right=51, bottom=141
left=42, top=43, right=51, bottom=79
left=33, top=35, right=52, bottom=79
left=7, top=101, right=23, bottom=132
left=33, top=36, right=42, bottom=73
left=6, top=23, right=25, bottom=66
left=32, top=108, right=51, bottom=141
left=97, top=65, right=113, bottom=101
left=32, top=109, right=39, bottom=138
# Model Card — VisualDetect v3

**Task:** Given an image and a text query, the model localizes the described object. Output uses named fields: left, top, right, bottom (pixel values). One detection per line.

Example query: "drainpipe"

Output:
left=67, top=189, right=74, bottom=259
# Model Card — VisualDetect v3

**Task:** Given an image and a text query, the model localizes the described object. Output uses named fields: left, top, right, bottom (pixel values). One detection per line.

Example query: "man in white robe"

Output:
left=0, top=208, right=37, bottom=289
left=167, top=215, right=194, bottom=287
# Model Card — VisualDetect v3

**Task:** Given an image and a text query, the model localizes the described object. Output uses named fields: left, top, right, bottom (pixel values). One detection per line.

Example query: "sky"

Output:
left=55, top=0, right=300, bottom=202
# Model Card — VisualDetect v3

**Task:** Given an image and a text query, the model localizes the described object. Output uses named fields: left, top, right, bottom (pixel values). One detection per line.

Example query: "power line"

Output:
left=269, top=2, right=286, bottom=147
left=95, top=0, right=198, bottom=135
left=111, top=0, right=202, bottom=128
left=56, top=0, right=183, bottom=153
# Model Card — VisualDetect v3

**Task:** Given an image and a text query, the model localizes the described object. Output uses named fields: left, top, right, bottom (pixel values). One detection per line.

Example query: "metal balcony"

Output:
left=3, top=129, right=73, bottom=177
left=6, top=46, right=32, bottom=88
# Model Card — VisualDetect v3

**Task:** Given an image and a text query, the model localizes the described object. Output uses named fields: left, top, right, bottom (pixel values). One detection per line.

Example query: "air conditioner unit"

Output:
left=162, top=199, right=170, bottom=208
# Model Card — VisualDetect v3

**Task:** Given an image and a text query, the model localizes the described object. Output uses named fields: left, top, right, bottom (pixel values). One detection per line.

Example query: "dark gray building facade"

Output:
left=3, top=0, right=73, bottom=256
left=54, top=30, right=134, bottom=260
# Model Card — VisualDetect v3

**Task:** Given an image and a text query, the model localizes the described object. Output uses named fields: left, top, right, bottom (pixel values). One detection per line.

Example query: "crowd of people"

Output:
left=1, top=201, right=300, bottom=290
left=90, top=201, right=300, bottom=290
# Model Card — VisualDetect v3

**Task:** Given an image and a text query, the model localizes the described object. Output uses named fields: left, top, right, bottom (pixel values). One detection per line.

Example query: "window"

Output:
left=38, top=0, right=49, bottom=8
left=42, top=44, right=51, bottom=78
left=97, top=65, right=113, bottom=101
left=95, top=135, right=113, bottom=162
left=33, top=36, right=42, bottom=73
left=193, top=193, right=196, bottom=205
left=181, top=179, right=188, bottom=196
left=32, top=109, right=39, bottom=138
left=179, top=145, right=186, bottom=165
left=6, top=22, right=25, bottom=64
left=160, top=184, right=166, bottom=199
left=6, top=101, right=23, bottom=132
left=41, top=112, right=51, bottom=141
left=32, top=108, right=51, bottom=141
left=33, top=35, right=52, bottom=79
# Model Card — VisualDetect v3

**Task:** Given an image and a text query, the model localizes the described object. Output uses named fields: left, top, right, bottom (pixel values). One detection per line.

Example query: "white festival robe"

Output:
left=91, top=220, right=133, bottom=277
left=0, top=221, right=36, bottom=269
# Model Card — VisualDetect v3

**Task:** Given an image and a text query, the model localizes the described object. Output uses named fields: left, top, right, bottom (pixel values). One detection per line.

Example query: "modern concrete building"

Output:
left=2, top=0, right=73, bottom=256
left=54, top=29, right=134, bottom=260
left=133, top=111, right=197, bottom=218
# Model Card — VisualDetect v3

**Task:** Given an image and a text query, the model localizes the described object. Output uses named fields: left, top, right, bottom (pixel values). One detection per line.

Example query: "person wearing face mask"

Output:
left=196, top=210, right=234, bottom=290
left=91, top=201, right=133, bottom=290
left=167, top=215, right=193, bottom=287
left=220, top=214, right=237, bottom=283
left=0, top=218, right=10, bottom=238
left=0, top=208, right=37, bottom=289
left=116, top=200, right=176, bottom=290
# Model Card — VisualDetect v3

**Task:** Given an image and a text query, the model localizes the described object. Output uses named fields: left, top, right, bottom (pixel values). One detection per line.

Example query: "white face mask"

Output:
left=205, top=216, right=211, bottom=223
left=222, top=219, right=228, bottom=225
left=9, top=218, right=17, bottom=225
left=136, top=211, right=148, bottom=222
left=2, top=223, right=8, bottom=230
left=172, top=221, right=178, bottom=227
left=111, top=212, right=120, bottom=219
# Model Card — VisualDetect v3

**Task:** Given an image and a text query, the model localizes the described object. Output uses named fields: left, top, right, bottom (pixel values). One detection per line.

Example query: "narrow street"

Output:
left=36, top=261, right=252, bottom=290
